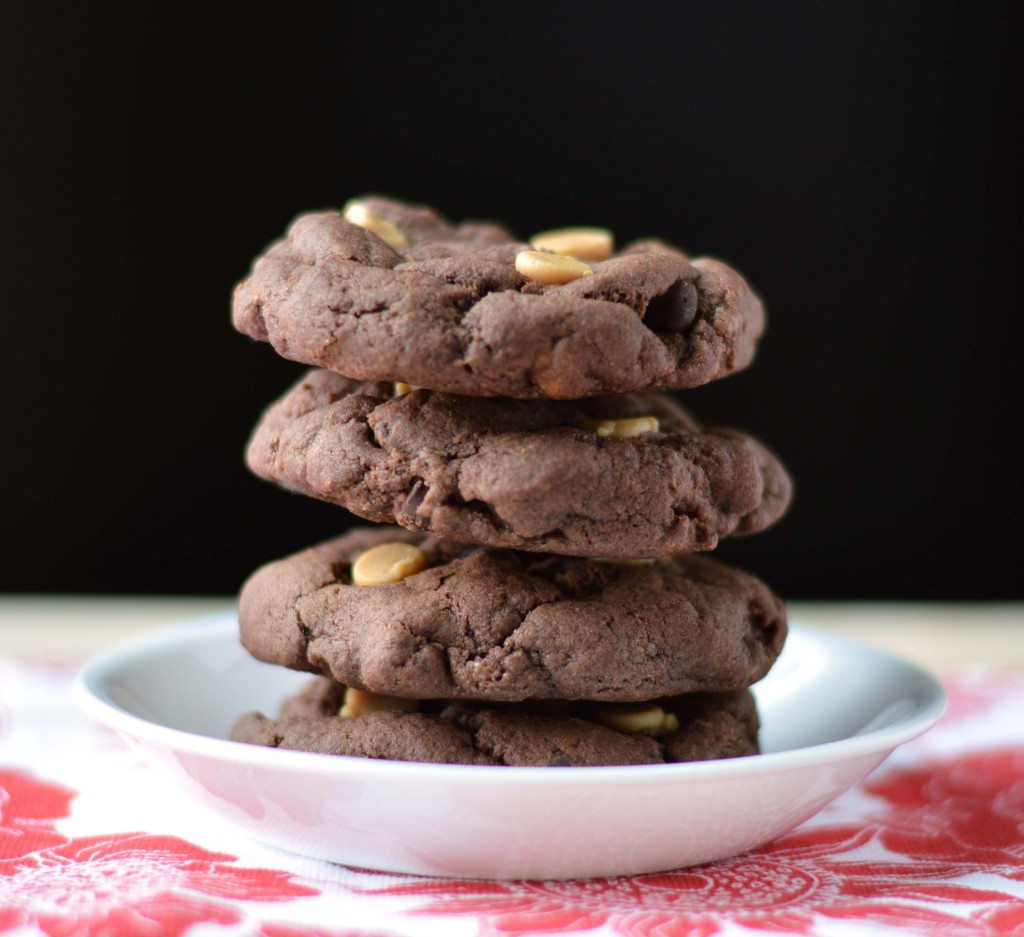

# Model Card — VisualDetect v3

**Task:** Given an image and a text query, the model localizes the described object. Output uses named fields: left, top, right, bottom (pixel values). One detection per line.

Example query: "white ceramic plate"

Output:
left=74, top=615, right=945, bottom=880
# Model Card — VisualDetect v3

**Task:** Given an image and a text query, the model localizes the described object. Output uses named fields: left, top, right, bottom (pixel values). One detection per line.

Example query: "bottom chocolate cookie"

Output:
left=231, top=677, right=759, bottom=767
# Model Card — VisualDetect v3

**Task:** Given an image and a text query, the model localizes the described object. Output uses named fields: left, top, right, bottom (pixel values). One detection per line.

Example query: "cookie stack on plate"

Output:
left=229, top=196, right=792, bottom=767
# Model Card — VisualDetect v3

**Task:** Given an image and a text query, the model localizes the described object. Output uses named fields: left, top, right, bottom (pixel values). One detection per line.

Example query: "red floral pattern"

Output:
left=0, top=769, right=319, bottom=937
left=366, top=745, right=1024, bottom=935
left=3, top=666, right=1024, bottom=936
left=0, top=770, right=75, bottom=858
left=255, top=926, right=396, bottom=937
left=937, top=669, right=1024, bottom=725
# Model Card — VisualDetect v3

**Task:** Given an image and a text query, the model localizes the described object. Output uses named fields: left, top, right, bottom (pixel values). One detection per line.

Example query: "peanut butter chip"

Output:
left=580, top=416, right=660, bottom=438
left=351, top=542, right=428, bottom=586
left=594, top=704, right=676, bottom=734
left=339, top=687, right=419, bottom=718
left=515, top=249, right=593, bottom=285
left=342, top=200, right=409, bottom=250
left=529, top=226, right=614, bottom=261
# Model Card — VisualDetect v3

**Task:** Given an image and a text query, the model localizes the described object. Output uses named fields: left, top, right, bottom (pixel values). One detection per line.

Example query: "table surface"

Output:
left=3, top=595, right=1024, bottom=937
left=1, top=595, right=1021, bottom=670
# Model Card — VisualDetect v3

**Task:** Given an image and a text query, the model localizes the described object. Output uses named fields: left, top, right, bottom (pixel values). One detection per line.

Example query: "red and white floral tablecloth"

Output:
left=2, top=654, right=1023, bottom=937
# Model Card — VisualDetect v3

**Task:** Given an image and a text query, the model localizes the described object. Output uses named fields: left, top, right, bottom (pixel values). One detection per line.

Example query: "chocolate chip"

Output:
left=644, top=280, right=698, bottom=332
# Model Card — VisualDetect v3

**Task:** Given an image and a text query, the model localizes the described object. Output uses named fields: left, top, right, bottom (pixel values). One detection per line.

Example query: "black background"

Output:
left=1, top=2, right=1020, bottom=599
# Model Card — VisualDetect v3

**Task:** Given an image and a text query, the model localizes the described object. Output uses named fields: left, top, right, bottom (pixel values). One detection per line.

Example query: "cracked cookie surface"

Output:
left=238, top=528, right=787, bottom=701
left=231, top=676, right=760, bottom=767
left=232, top=196, right=765, bottom=399
left=246, top=370, right=793, bottom=558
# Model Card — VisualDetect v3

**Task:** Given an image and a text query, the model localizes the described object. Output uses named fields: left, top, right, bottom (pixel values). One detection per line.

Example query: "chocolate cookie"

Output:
left=238, top=528, right=787, bottom=701
left=246, top=370, right=793, bottom=558
left=231, top=677, right=760, bottom=767
left=232, top=196, right=765, bottom=399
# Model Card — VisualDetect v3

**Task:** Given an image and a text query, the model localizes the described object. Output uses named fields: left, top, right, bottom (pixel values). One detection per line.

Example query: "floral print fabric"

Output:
left=2, top=657, right=1022, bottom=936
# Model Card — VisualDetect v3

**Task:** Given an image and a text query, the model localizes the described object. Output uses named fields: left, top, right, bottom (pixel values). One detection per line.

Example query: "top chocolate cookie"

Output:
left=233, top=196, right=766, bottom=399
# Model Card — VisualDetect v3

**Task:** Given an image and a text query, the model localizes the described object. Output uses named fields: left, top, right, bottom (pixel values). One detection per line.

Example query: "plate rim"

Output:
left=73, top=613, right=947, bottom=786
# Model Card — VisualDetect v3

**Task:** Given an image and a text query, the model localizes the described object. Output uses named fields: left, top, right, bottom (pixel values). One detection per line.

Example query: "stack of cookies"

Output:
left=229, top=197, right=793, bottom=767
